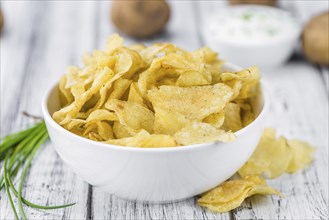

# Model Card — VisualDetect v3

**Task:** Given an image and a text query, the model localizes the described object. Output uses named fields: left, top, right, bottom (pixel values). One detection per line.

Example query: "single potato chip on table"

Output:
left=239, top=128, right=315, bottom=179
left=198, top=175, right=282, bottom=213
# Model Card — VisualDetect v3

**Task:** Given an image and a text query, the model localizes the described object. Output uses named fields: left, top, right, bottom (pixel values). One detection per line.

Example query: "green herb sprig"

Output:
left=0, top=121, right=75, bottom=220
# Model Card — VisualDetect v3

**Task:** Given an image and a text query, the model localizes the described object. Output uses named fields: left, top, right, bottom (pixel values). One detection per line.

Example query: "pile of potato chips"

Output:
left=198, top=128, right=314, bottom=212
left=53, top=33, right=260, bottom=147
left=53, top=34, right=315, bottom=213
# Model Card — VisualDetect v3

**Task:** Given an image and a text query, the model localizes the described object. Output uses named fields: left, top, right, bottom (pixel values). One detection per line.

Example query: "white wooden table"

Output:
left=0, top=1, right=328, bottom=219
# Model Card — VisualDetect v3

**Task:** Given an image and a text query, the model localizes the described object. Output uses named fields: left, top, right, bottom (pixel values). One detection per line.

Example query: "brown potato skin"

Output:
left=229, top=0, right=276, bottom=6
left=0, top=9, right=3, bottom=32
left=302, top=12, right=329, bottom=66
left=111, top=0, right=170, bottom=39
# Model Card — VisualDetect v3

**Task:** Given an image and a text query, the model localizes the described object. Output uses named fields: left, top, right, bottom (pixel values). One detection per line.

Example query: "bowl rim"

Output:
left=202, top=4, right=303, bottom=47
left=41, top=62, right=269, bottom=153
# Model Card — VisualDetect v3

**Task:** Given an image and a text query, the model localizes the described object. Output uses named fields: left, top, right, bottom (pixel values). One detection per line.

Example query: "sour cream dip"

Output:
left=203, top=5, right=302, bottom=68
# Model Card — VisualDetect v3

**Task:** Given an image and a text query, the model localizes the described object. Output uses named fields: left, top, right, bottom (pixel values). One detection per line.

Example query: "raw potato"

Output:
left=302, top=12, right=329, bottom=66
left=229, top=0, right=276, bottom=6
left=111, top=0, right=170, bottom=38
left=0, top=9, right=3, bottom=32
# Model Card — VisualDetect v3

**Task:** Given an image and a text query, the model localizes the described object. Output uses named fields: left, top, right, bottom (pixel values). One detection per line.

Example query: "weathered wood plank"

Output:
left=0, top=1, right=44, bottom=135
left=0, top=1, right=97, bottom=219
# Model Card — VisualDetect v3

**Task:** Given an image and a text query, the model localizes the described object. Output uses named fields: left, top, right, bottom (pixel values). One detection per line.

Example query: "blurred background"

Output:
left=0, top=1, right=328, bottom=73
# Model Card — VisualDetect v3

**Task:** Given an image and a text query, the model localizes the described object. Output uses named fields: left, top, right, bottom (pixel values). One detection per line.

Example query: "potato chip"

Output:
left=175, top=71, right=211, bottom=87
left=88, top=132, right=103, bottom=141
left=113, top=121, right=133, bottom=139
left=59, top=75, right=73, bottom=106
left=221, top=66, right=260, bottom=99
left=127, top=82, right=146, bottom=107
left=82, top=121, right=113, bottom=141
left=97, top=122, right=114, bottom=140
left=65, top=119, right=85, bottom=130
left=186, top=47, right=220, bottom=64
left=234, top=100, right=256, bottom=127
left=87, top=49, right=143, bottom=113
left=148, top=83, right=233, bottom=121
left=137, top=43, right=180, bottom=66
left=108, top=78, right=132, bottom=100
left=85, top=109, right=118, bottom=124
left=224, top=80, right=243, bottom=101
left=137, top=50, right=220, bottom=97
left=89, top=50, right=117, bottom=69
left=239, top=128, right=314, bottom=179
left=174, top=122, right=235, bottom=145
left=198, top=175, right=281, bottom=213
left=287, top=139, right=314, bottom=173
left=105, top=137, right=132, bottom=146
left=105, top=33, right=124, bottom=54
left=127, top=130, right=177, bottom=148
left=203, top=111, right=225, bottom=129
left=105, top=99, right=154, bottom=133
left=53, top=67, right=113, bottom=125
left=153, top=107, right=190, bottom=135
left=221, top=102, right=242, bottom=132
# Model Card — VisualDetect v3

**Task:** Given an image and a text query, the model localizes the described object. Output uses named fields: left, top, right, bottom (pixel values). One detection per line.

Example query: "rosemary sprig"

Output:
left=0, top=121, right=75, bottom=219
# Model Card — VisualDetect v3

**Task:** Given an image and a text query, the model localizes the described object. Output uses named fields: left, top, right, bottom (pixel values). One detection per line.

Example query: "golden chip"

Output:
left=174, top=122, right=235, bottom=145
left=86, top=109, right=118, bottom=124
left=148, top=83, right=233, bottom=121
left=105, top=99, right=155, bottom=134
left=113, top=121, right=133, bottom=139
left=287, top=139, right=314, bottom=173
left=127, top=82, right=146, bottom=107
left=239, top=128, right=314, bottom=179
left=203, top=111, right=225, bottom=129
left=126, top=130, right=177, bottom=148
left=198, top=175, right=281, bottom=213
left=221, top=66, right=260, bottom=99
left=221, top=102, right=242, bottom=132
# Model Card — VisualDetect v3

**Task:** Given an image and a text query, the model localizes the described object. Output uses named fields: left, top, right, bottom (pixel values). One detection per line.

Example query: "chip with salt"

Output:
left=105, top=99, right=155, bottom=134
left=238, top=128, right=314, bottom=179
left=221, top=66, right=260, bottom=99
left=174, top=122, right=235, bottom=145
left=198, top=175, right=281, bottom=213
left=148, top=83, right=233, bottom=121
left=126, top=130, right=177, bottom=148
left=221, top=102, right=242, bottom=132
left=113, top=121, right=133, bottom=139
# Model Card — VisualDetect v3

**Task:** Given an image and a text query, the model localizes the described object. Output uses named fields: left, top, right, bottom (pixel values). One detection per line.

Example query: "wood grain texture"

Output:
left=0, top=1, right=96, bottom=219
left=0, top=1, right=328, bottom=220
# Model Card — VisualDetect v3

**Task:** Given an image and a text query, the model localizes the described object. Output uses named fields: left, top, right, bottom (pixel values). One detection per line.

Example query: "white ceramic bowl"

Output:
left=42, top=63, right=268, bottom=203
left=203, top=5, right=302, bottom=68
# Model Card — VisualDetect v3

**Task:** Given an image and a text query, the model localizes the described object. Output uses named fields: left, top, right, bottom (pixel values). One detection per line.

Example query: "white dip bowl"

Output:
left=42, top=63, right=268, bottom=203
left=203, top=5, right=302, bottom=68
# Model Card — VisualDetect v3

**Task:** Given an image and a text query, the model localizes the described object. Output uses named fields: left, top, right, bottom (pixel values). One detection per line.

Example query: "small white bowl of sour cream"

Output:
left=203, top=5, right=302, bottom=68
